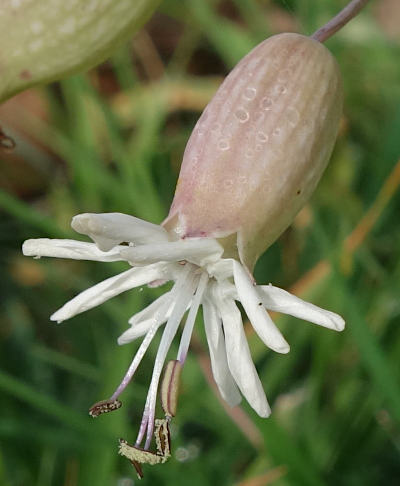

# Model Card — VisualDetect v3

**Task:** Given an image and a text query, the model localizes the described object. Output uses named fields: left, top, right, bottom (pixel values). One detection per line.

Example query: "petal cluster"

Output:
left=23, top=211, right=344, bottom=447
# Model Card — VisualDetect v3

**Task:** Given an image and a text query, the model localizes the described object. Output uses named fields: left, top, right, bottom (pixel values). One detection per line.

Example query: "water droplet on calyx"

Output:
left=243, top=87, right=256, bottom=100
left=234, top=108, right=250, bottom=123
left=257, top=132, right=269, bottom=143
left=261, top=97, right=273, bottom=110
left=218, top=138, right=230, bottom=151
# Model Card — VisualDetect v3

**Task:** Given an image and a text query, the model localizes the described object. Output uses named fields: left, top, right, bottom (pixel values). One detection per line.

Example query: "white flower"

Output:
left=23, top=211, right=344, bottom=450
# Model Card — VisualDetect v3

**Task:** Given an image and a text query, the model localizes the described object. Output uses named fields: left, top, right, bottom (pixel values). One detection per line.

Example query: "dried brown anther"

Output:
left=89, top=398, right=122, bottom=417
left=119, top=419, right=171, bottom=479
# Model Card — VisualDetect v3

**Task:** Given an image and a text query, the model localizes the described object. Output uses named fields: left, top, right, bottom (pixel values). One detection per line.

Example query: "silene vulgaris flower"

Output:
left=23, top=33, right=345, bottom=476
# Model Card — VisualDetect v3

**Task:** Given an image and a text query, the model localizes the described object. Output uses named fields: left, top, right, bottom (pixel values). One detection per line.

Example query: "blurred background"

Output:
left=1, top=0, right=400, bottom=485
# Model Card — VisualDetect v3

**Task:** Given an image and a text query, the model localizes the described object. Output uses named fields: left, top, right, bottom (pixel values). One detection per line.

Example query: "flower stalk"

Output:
left=312, top=0, right=370, bottom=43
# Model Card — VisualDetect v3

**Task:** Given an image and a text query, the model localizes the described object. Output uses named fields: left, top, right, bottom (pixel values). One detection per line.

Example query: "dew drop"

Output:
left=243, top=87, right=256, bottom=101
left=223, top=179, right=233, bottom=188
left=261, top=97, right=273, bottom=110
left=257, top=131, right=269, bottom=143
left=218, top=138, right=230, bottom=151
left=275, top=84, right=287, bottom=95
left=245, top=149, right=254, bottom=159
left=234, top=108, right=250, bottom=123
left=273, top=127, right=281, bottom=137
left=211, top=122, right=221, bottom=132
left=238, top=175, right=247, bottom=184
left=255, top=144, right=263, bottom=151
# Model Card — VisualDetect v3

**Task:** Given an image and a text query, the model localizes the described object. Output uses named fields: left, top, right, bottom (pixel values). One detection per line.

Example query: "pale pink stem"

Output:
left=311, top=0, right=369, bottom=43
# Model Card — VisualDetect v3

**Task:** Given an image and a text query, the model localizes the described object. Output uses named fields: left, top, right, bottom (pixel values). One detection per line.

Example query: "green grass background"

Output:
left=1, top=1, right=400, bottom=485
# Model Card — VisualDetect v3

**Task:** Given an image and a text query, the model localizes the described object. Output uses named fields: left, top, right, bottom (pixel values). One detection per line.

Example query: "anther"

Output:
left=89, top=398, right=122, bottom=417
left=160, top=360, right=182, bottom=419
left=119, top=420, right=171, bottom=478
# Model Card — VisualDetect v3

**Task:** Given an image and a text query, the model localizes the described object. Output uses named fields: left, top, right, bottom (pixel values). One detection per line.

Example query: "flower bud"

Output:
left=0, top=0, right=160, bottom=102
left=164, top=33, right=343, bottom=272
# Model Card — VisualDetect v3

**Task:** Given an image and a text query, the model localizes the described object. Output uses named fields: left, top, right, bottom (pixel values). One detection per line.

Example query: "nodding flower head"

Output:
left=165, top=33, right=343, bottom=272
left=22, top=32, right=344, bottom=475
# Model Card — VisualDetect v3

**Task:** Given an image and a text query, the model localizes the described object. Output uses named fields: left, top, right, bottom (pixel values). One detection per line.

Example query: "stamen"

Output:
left=177, top=271, right=209, bottom=363
left=109, top=294, right=174, bottom=401
left=89, top=399, right=122, bottom=417
left=154, top=418, right=171, bottom=459
left=136, top=264, right=198, bottom=449
left=119, top=419, right=171, bottom=478
left=160, top=360, right=182, bottom=418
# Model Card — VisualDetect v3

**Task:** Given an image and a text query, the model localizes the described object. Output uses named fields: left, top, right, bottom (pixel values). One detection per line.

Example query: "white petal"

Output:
left=233, top=261, right=290, bottom=354
left=258, top=285, right=345, bottom=331
left=177, top=272, right=209, bottom=362
left=206, top=258, right=234, bottom=281
left=202, top=293, right=242, bottom=407
left=118, top=318, right=158, bottom=344
left=119, top=293, right=175, bottom=344
left=128, top=292, right=174, bottom=326
left=71, top=213, right=169, bottom=251
left=121, top=238, right=223, bottom=267
left=51, top=262, right=175, bottom=323
left=22, top=238, right=125, bottom=262
left=213, top=286, right=271, bottom=418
